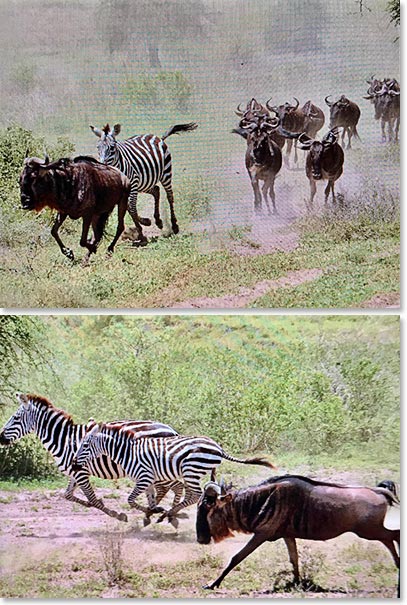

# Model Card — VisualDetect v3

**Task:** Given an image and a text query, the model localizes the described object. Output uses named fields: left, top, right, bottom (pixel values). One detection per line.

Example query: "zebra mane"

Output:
left=27, top=394, right=76, bottom=426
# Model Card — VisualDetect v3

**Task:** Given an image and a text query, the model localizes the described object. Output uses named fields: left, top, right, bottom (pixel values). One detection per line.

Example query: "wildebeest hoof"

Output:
left=117, top=512, right=128, bottom=522
left=203, top=584, right=215, bottom=590
left=63, top=248, right=74, bottom=261
left=155, top=219, right=164, bottom=229
left=172, top=224, right=179, bottom=234
left=131, top=239, right=148, bottom=247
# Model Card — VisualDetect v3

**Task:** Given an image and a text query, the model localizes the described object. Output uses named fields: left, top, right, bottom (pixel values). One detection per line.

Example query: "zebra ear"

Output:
left=15, top=393, right=29, bottom=406
left=86, top=423, right=101, bottom=436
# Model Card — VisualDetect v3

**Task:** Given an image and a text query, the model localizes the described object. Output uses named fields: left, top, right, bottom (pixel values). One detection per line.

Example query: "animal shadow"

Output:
left=271, top=571, right=347, bottom=595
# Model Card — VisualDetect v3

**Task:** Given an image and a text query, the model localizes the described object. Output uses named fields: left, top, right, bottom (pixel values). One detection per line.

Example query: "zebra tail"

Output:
left=222, top=452, right=277, bottom=470
left=161, top=122, right=198, bottom=140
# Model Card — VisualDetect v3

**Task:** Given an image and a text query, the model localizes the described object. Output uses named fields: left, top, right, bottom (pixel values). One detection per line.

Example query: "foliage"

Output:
left=0, top=316, right=399, bottom=479
left=122, top=71, right=193, bottom=110
left=386, top=0, right=400, bottom=26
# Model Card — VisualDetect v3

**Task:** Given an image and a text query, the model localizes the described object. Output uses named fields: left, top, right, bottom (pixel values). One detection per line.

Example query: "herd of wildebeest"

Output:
left=18, top=76, right=400, bottom=264
left=0, top=393, right=400, bottom=594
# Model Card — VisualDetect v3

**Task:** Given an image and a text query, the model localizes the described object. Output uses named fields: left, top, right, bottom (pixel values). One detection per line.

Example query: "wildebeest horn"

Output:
left=297, top=132, right=314, bottom=149
left=389, top=90, right=400, bottom=96
left=43, top=149, right=50, bottom=165
left=292, top=97, right=299, bottom=110
left=235, top=103, right=245, bottom=117
left=24, top=148, right=30, bottom=159
left=204, top=481, right=222, bottom=497
left=363, top=94, right=374, bottom=99
left=325, top=95, right=334, bottom=107
left=90, top=125, right=103, bottom=138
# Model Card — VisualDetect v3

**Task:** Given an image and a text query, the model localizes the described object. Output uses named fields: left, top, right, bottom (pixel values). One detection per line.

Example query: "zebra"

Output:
left=0, top=393, right=183, bottom=523
left=89, top=121, right=198, bottom=243
left=72, top=423, right=276, bottom=528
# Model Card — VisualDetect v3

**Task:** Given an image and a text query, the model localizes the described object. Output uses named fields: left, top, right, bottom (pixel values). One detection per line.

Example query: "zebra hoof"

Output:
left=139, top=217, right=152, bottom=226
left=143, top=517, right=151, bottom=527
left=168, top=516, right=179, bottom=529
left=117, top=512, right=128, bottom=522
left=156, top=513, right=166, bottom=524
left=131, top=239, right=148, bottom=248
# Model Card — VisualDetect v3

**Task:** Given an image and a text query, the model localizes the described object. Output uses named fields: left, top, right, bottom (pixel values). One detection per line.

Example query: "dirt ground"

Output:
left=0, top=469, right=400, bottom=599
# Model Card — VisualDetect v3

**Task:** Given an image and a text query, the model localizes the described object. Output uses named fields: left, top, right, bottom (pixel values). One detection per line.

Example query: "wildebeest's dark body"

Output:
left=233, top=116, right=282, bottom=214
left=196, top=474, right=400, bottom=594
left=20, top=155, right=131, bottom=263
left=364, top=78, right=400, bottom=142
left=325, top=95, right=361, bottom=149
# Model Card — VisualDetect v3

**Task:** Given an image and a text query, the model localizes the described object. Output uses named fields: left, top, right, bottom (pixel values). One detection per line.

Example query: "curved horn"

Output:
left=297, top=132, right=314, bottom=149
left=292, top=97, right=299, bottom=110
left=203, top=481, right=222, bottom=497
left=24, top=148, right=30, bottom=159
left=90, top=125, right=103, bottom=138
left=43, top=148, right=50, bottom=165
left=235, top=103, right=245, bottom=117
left=325, top=95, right=334, bottom=107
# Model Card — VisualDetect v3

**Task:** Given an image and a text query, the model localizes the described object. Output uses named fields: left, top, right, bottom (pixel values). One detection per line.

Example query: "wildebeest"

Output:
left=233, top=114, right=283, bottom=214
left=196, top=475, right=400, bottom=594
left=279, top=127, right=344, bottom=205
left=325, top=95, right=361, bottom=149
left=364, top=79, right=400, bottom=142
left=235, top=98, right=285, bottom=150
left=20, top=155, right=130, bottom=264
left=268, top=98, right=325, bottom=166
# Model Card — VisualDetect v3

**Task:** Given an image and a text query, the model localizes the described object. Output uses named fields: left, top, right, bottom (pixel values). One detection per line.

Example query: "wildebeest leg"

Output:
left=346, top=127, right=352, bottom=149
left=381, top=118, right=387, bottom=142
left=149, top=185, right=163, bottom=229
left=395, top=116, right=400, bottom=142
left=203, top=533, right=268, bottom=590
left=163, top=184, right=179, bottom=235
left=51, top=212, right=74, bottom=260
left=284, top=140, right=292, bottom=167
left=324, top=180, right=334, bottom=204
left=293, top=140, right=298, bottom=164
left=283, top=537, right=300, bottom=583
left=249, top=174, right=262, bottom=214
left=261, top=180, right=271, bottom=215
left=388, top=118, right=395, bottom=143
left=107, top=200, right=126, bottom=255
left=309, top=179, right=317, bottom=206
left=80, top=214, right=99, bottom=265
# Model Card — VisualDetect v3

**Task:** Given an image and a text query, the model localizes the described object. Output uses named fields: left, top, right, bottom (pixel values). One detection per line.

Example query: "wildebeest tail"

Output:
left=161, top=123, right=198, bottom=140
left=353, top=125, right=362, bottom=141
left=222, top=451, right=277, bottom=470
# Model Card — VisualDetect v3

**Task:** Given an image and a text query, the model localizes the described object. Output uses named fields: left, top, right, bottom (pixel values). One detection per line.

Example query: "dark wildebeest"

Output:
left=233, top=114, right=283, bottom=214
left=196, top=475, right=400, bottom=595
left=279, top=127, right=344, bottom=205
left=235, top=98, right=285, bottom=150
left=301, top=100, right=325, bottom=138
left=325, top=95, right=361, bottom=149
left=20, top=155, right=130, bottom=264
left=268, top=97, right=305, bottom=166
left=364, top=79, right=400, bottom=142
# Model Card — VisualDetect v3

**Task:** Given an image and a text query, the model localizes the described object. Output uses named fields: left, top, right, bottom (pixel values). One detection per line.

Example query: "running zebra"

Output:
left=0, top=393, right=183, bottom=523
left=72, top=424, right=276, bottom=527
left=90, top=122, right=198, bottom=243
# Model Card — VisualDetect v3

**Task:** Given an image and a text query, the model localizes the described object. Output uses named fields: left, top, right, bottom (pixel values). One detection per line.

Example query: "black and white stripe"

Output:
left=73, top=424, right=275, bottom=525
left=0, top=393, right=182, bottom=522
left=90, top=122, right=197, bottom=242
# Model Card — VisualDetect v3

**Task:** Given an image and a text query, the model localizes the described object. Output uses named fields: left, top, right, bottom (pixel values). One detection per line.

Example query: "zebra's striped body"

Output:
left=90, top=122, right=198, bottom=242
left=73, top=424, right=275, bottom=525
left=0, top=393, right=182, bottom=522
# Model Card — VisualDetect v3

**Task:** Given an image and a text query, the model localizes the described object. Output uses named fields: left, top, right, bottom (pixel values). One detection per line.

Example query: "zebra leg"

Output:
left=156, top=484, right=202, bottom=528
left=149, top=185, right=163, bottom=229
left=163, top=185, right=179, bottom=235
left=70, top=472, right=128, bottom=522
left=127, top=190, right=149, bottom=244
left=127, top=474, right=155, bottom=514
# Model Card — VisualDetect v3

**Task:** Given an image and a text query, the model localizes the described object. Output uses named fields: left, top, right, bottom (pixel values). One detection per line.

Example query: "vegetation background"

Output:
left=0, top=0, right=400, bottom=308
left=0, top=314, right=400, bottom=481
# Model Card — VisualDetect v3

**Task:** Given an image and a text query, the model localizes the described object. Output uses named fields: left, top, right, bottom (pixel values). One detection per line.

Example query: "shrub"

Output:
left=122, top=71, right=193, bottom=110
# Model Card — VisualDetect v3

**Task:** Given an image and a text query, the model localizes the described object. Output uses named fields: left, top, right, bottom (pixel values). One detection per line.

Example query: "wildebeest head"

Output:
left=90, top=123, right=120, bottom=163
left=296, top=128, right=339, bottom=180
left=19, top=154, right=54, bottom=210
left=235, top=98, right=270, bottom=122
left=270, top=97, right=301, bottom=127
left=242, top=116, right=280, bottom=163
left=196, top=481, right=233, bottom=545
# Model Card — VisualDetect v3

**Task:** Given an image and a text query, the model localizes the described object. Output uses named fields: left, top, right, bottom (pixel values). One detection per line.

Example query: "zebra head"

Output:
left=89, top=123, right=121, bottom=164
left=71, top=423, right=106, bottom=470
left=0, top=393, right=36, bottom=445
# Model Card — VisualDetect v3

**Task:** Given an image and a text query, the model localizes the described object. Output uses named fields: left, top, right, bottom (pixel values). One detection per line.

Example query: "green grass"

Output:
left=0, top=216, right=399, bottom=308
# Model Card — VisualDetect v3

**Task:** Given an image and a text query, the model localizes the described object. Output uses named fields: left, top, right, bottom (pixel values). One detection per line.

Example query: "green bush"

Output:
left=175, top=175, right=212, bottom=220
left=122, top=71, right=193, bottom=110
left=0, top=434, right=58, bottom=480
